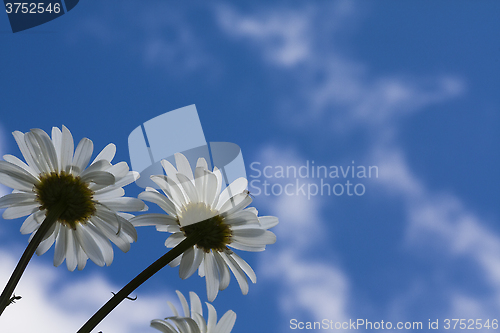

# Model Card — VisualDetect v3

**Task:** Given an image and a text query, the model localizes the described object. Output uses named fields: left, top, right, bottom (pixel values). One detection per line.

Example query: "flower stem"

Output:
left=76, top=232, right=202, bottom=333
left=0, top=203, right=66, bottom=316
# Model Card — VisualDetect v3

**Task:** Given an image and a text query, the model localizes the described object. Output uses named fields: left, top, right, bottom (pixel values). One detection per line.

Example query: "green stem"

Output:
left=76, top=232, right=202, bottom=333
left=0, top=203, right=66, bottom=316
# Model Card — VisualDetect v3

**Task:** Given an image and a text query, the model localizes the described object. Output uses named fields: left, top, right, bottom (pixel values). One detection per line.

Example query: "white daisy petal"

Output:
left=197, top=170, right=218, bottom=208
left=232, top=229, right=276, bottom=246
left=51, top=127, right=62, bottom=170
left=60, top=125, right=75, bottom=173
left=22, top=132, right=49, bottom=174
left=0, top=160, right=39, bottom=185
left=259, top=216, right=279, bottom=229
left=92, top=143, right=116, bottom=164
left=167, top=300, right=179, bottom=317
left=160, top=159, right=181, bottom=184
left=33, top=209, right=46, bottom=223
left=99, top=197, right=145, bottom=212
left=224, top=210, right=259, bottom=226
left=189, top=291, right=203, bottom=318
left=0, top=173, right=34, bottom=192
left=175, top=290, right=190, bottom=318
left=220, top=251, right=249, bottom=295
left=75, top=224, right=105, bottom=267
left=204, top=252, right=219, bottom=302
left=80, top=170, right=115, bottom=185
left=177, top=173, right=198, bottom=203
left=114, top=170, right=140, bottom=188
left=72, top=137, right=93, bottom=175
left=32, top=129, right=59, bottom=173
left=12, top=131, right=40, bottom=174
left=196, top=157, right=208, bottom=171
left=151, top=289, right=237, bottom=333
left=198, top=256, right=205, bottom=277
left=165, top=233, right=186, bottom=248
left=139, top=191, right=177, bottom=216
left=20, top=213, right=41, bottom=235
left=168, top=254, right=182, bottom=268
left=90, top=217, right=131, bottom=253
left=215, top=310, right=237, bottom=333
left=85, top=223, right=114, bottom=266
left=80, top=159, right=112, bottom=176
left=104, top=161, right=129, bottom=179
left=179, top=246, right=196, bottom=279
left=169, top=317, right=198, bottom=333
left=230, top=253, right=256, bottom=283
left=206, top=302, right=217, bottom=333
left=0, top=192, right=37, bottom=208
left=165, top=176, right=188, bottom=207
left=151, top=319, right=177, bottom=333
left=192, top=312, right=207, bottom=332
left=150, top=176, right=183, bottom=211
left=218, top=193, right=253, bottom=216
left=35, top=222, right=58, bottom=256
left=227, top=242, right=265, bottom=252
left=76, top=242, right=88, bottom=271
left=65, top=229, right=78, bottom=271
left=54, top=224, right=67, bottom=267
left=3, top=154, right=37, bottom=178
left=130, top=214, right=177, bottom=227
left=95, top=207, right=138, bottom=242
left=174, top=152, right=194, bottom=181
left=194, top=166, right=208, bottom=200
left=213, top=251, right=230, bottom=291
left=187, top=247, right=204, bottom=279
left=156, top=224, right=181, bottom=233
left=216, top=178, right=248, bottom=210
left=3, top=202, right=39, bottom=219
left=211, top=167, right=223, bottom=208
left=93, top=187, right=125, bottom=200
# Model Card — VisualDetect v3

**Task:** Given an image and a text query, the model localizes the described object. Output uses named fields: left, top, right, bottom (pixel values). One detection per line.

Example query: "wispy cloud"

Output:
left=254, top=146, right=351, bottom=329
left=0, top=249, right=170, bottom=333
left=216, top=2, right=465, bottom=137
left=217, top=0, right=497, bottom=326
left=373, top=147, right=500, bottom=319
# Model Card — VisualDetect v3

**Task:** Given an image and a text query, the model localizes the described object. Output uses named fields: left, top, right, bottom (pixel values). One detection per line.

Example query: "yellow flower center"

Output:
left=35, top=172, right=96, bottom=229
left=179, top=203, right=232, bottom=253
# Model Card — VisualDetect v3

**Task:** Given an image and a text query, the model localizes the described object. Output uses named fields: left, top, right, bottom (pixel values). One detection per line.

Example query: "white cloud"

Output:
left=254, top=146, right=351, bottom=327
left=216, top=3, right=465, bottom=137
left=0, top=249, right=170, bottom=333
left=217, top=5, right=313, bottom=67
left=218, top=0, right=498, bottom=326
left=373, top=147, right=500, bottom=318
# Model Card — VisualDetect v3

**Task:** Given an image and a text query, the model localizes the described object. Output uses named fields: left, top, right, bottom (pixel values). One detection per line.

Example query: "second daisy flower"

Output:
left=131, top=153, right=278, bottom=301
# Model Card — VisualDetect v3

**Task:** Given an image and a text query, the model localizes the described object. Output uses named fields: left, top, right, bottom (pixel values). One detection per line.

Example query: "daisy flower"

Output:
left=0, top=126, right=145, bottom=271
left=151, top=290, right=236, bottom=333
left=131, top=153, right=278, bottom=301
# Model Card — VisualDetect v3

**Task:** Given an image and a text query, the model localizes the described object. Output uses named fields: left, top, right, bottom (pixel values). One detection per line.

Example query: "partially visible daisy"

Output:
left=0, top=126, right=145, bottom=270
left=151, top=290, right=236, bottom=333
left=131, top=153, right=278, bottom=301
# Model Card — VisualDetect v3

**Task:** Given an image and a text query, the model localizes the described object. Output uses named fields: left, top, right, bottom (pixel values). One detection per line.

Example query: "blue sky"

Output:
left=0, top=1, right=499, bottom=332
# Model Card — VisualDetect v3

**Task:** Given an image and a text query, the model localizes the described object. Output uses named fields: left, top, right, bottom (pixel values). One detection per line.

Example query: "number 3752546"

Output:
left=5, top=3, right=61, bottom=14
